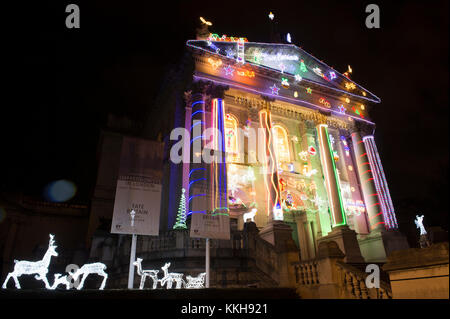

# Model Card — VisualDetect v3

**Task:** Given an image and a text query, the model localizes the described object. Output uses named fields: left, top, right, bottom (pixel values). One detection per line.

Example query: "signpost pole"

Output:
left=205, top=237, right=210, bottom=288
left=128, top=233, right=137, bottom=289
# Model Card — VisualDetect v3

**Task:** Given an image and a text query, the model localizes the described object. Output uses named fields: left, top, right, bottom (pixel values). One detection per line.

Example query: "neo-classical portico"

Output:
left=166, top=34, right=409, bottom=263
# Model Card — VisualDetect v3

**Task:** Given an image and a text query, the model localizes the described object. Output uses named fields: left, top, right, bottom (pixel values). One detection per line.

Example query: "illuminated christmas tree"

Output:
left=173, top=188, right=187, bottom=230
left=299, top=59, right=308, bottom=73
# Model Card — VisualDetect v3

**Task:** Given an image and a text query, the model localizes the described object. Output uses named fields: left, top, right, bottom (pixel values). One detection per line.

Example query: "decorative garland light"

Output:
left=306, top=87, right=312, bottom=94
left=294, top=74, right=302, bottom=82
left=319, top=97, right=331, bottom=108
left=237, top=70, right=255, bottom=78
left=236, top=38, right=245, bottom=64
left=208, top=33, right=248, bottom=42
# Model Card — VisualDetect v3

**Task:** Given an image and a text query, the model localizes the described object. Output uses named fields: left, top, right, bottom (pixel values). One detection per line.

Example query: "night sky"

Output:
left=2, top=1, right=448, bottom=236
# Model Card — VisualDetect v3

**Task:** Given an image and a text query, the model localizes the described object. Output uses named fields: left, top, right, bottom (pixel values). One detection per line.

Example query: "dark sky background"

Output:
left=2, top=1, right=448, bottom=237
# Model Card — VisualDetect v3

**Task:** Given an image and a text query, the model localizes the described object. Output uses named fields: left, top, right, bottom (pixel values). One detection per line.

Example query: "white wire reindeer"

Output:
left=184, top=272, right=206, bottom=289
left=49, top=273, right=71, bottom=290
left=2, top=234, right=58, bottom=289
left=160, top=262, right=184, bottom=289
left=133, top=258, right=160, bottom=289
left=72, top=262, right=108, bottom=290
left=243, top=208, right=257, bottom=223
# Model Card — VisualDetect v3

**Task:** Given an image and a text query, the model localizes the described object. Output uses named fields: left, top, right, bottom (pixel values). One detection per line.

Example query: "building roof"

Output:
left=186, top=39, right=380, bottom=104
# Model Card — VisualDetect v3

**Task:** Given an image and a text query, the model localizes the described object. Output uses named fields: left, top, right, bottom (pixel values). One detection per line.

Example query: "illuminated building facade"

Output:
left=170, top=34, right=409, bottom=263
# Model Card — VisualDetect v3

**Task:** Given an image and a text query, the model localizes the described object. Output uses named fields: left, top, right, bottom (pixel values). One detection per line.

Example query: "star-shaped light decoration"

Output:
left=224, top=65, right=234, bottom=76
left=329, top=71, right=336, bottom=80
left=294, top=74, right=302, bottom=82
left=268, top=12, right=274, bottom=20
left=338, top=104, right=346, bottom=114
left=270, top=84, right=280, bottom=95
left=306, top=87, right=312, bottom=94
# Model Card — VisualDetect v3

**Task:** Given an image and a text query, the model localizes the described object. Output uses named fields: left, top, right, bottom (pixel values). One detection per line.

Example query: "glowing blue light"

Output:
left=43, top=180, right=77, bottom=202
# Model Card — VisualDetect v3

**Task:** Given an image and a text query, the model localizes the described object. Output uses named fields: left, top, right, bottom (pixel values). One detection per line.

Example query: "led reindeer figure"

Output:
left=243, top=208, right=257, bottom=223
left=184, top=272, right=206, bottom=289
left=72, top=262, right=108, bottom=290
left=133, top=258, right=160, bottom=289
left=2, top=234, right=58, bottom=289
left=49, top=273, right=71, bottom=290
left=160, top=262, right=184, bottom=289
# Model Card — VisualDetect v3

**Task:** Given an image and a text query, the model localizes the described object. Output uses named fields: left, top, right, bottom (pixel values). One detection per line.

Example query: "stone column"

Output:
left=316, top=124, right=346, bottom=227
left=316, top=123, right=364, bottom=263
left=351, top=131, right=385, bottom=232
left=352, top=132, right=409, bottom=262
left=186, top=86, right=208, bottom=216
left=362, top=135, right=398, bottom=229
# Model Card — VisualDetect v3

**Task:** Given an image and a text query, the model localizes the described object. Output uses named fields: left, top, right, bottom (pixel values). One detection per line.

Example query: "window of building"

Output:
left=272, top=125, right=290, bottom=163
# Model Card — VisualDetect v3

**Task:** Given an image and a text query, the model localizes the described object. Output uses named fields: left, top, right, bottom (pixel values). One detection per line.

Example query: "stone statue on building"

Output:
left=415, top=215, right=431, bottom=248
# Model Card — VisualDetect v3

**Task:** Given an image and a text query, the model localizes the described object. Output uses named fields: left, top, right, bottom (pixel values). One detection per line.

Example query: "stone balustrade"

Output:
left=335, top=261, right=391, bottom=299
left=294, top=261, right=319, bottom=286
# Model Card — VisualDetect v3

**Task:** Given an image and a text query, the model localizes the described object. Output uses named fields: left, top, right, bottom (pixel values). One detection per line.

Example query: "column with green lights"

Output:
left=316, top=124, right=347, bottom=227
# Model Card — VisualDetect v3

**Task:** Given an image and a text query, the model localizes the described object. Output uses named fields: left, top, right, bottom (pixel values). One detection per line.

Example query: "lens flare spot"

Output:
left=0, top=207, right=6, bottom=223
left=44, top=180, right=77, bottom=202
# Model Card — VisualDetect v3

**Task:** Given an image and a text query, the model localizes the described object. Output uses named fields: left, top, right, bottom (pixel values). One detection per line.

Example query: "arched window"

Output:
left=224, top=114, right=239, bottom=162
left=272, top=125, right=290, bottom=163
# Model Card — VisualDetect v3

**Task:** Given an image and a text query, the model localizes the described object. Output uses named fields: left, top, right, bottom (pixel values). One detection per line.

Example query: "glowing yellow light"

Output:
left=207, top=58, right=222, bottom=69
left=345, top=98, right=350, bottom=103
left=348, top=165, right=353, bottom=171
left=345, top=82, right=356, bottom=90
left=294, top=91, right=298, bottom=98
left=362, top=91, right=366, bottom=96
left=360, top=104, right=365, bottom=110
left=200, top=17, right=212, bottom=26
